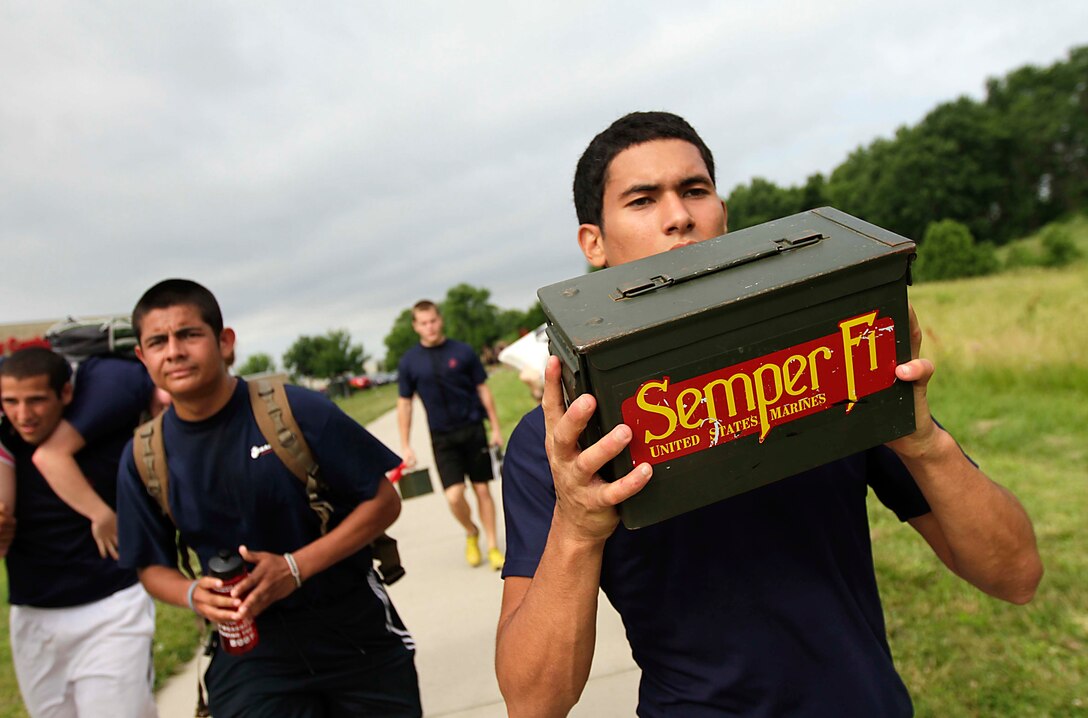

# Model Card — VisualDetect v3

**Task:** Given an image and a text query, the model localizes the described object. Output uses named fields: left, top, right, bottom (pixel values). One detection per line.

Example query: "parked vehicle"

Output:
left=370, top=371, right=398, bottom=386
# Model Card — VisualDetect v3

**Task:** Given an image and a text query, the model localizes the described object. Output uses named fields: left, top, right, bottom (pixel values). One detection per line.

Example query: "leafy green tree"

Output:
left=829, top=99, right=1008, bottom=244
left=496, top=301, right=548, bottom=340
left=827, top=137, right=897, bottom=228
left=497, top=308, right=526, bottom=339
left=915, top=219, right=999, bottom=281
left=724, top=45, right=1088, bottom=246
left=520, top=301, right=547, bottom=331
left=282, top=329, right=367, bottom=380
left=985, top=46, right=1088, bottom=234
left=383, top=309, right=418, bottom=371
left=799, top=173, right=829, bottom=212
left=237, top=352, right=275, bottom=376
left=725, top=177, right=800, bottom=231
left=440, top=283, right=503, bottom=353
left=891, top=99, right=1008, bottom=242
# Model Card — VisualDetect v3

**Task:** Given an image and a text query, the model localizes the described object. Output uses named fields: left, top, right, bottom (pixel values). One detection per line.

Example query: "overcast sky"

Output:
left=2, top=1, right=1085, bottom=367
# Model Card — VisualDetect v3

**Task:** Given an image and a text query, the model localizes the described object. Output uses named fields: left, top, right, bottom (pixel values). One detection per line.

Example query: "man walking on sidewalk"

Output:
left=397, top=300, right=505, bottom=570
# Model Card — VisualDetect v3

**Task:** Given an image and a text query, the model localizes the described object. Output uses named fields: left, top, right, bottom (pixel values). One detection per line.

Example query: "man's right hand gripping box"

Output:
left=537, top=207, right=918, bottom=529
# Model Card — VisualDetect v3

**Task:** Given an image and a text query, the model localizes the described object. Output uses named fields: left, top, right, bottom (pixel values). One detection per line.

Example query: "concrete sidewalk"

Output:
left=156, top=397, right=639, bottom=717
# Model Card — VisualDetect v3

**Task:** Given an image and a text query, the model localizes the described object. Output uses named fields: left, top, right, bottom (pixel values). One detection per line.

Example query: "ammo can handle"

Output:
left=610, top=232, right=825, bottom=300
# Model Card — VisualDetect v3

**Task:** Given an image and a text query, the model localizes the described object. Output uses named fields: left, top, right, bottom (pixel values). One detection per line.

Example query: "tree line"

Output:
left=382, top=283, right=545, bottom=370
left=726, top=46, right=1087, bottom=247
left=236, top=328, right=369, bottom=379
left=238, top=283, right=545, bottom=380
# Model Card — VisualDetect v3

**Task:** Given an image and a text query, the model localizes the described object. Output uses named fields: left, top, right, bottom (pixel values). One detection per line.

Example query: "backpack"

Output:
left=44, top=316, right=141, bottom=393
left=131, top=376, right=405, bottom=585
left=45, top=315, right=138, bottom=363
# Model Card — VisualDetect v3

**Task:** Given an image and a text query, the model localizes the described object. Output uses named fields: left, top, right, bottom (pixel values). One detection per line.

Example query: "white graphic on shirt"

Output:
left=250, top=444, right=273, bottom=460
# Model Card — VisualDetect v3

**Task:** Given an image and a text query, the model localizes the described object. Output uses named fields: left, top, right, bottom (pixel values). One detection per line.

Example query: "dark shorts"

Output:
left=431, top=423, right=492, bottom=490
left=204, top=582, right=420, bottom=718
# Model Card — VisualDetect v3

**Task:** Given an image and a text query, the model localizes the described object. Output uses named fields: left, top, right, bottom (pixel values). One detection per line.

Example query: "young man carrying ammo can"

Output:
left=495, top=111, right=1043, bottom=717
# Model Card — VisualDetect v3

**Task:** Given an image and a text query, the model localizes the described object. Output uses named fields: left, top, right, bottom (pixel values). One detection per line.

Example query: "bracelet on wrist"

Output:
left=284, top=552, right=303, bottom=588
left=186, top=580, right=199, bottom=612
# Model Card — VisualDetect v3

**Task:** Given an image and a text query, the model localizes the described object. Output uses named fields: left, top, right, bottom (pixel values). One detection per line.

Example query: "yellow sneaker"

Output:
left=488, top=548, right=505, bottom=571
left=465, top=534, right=482, bottom=567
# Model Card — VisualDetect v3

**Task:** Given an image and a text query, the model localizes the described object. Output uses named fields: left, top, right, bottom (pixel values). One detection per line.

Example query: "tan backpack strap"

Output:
left=133, top=415, right=197, bottom=580
left=133, top=414, right=172, bottom=523
left=249, top=378, right=333, bottom=534
left=247, top=377, right=405, bottom=583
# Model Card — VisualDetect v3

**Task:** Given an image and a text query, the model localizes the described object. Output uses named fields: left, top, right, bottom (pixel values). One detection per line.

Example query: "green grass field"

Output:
left=482, top=366, right=540, bottom=442
left=869, top=218, right=1088, bottom=716
left=1, top=218, right=1084, bottom=717
left=335, top=381, right=401, bottom=426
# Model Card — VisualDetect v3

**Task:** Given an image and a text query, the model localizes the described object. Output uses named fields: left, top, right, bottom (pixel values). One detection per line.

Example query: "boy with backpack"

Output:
left=116, top=279, right=420, bottom=717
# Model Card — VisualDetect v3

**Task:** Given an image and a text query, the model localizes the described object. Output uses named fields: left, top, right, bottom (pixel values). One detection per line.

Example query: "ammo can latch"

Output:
left=614, top=274, right=675, bottom=299
left=610, top=232, right=826, bottom=300
left=774, top=232, right=824, bottom=250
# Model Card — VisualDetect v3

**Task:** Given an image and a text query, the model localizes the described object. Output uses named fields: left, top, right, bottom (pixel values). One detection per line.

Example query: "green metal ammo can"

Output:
left=396, top=468, right=435, bottom=499
left=537, top=207, right=917, bottom=529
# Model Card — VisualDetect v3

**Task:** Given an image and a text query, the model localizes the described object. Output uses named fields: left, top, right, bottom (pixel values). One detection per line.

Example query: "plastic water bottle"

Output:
left=207, top=549, right=259, bottom=655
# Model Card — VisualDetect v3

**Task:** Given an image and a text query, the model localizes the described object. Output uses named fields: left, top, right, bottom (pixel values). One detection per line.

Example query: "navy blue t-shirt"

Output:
left=502, top=405, right=932, bottom=717
left=398, top=339, right=487, bottom=434
left=5, top=357, right=152, bottom=607
left=117, top=379, right=402, bottom=620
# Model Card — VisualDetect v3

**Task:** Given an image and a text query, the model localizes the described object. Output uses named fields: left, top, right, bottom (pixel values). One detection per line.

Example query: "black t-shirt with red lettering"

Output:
left=398, top=339, right=487, bottom=434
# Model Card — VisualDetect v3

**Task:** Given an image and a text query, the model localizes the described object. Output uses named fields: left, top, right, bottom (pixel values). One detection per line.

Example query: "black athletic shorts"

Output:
left=430, top=423, right=492, bottom=489
left=204, top=582, right=420, bottom=717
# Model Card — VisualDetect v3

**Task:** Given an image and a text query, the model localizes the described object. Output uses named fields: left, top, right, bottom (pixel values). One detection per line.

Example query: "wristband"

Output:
left=284, top=552, right=303, bottom=588
left=186, top=580, right=199, bottom=612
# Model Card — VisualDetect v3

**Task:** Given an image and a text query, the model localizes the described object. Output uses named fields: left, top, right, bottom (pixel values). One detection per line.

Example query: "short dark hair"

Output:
left=573, top=111, right=716, bottom=227
left=0, top=347, right=71, bottom=397
left=132, top=279, right=224, bottom=342
left=412, top=300, right=440, bottom=318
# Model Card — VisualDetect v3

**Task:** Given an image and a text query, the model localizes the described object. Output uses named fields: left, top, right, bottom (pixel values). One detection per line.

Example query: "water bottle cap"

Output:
left=207, top=549, right=245, bottom=580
